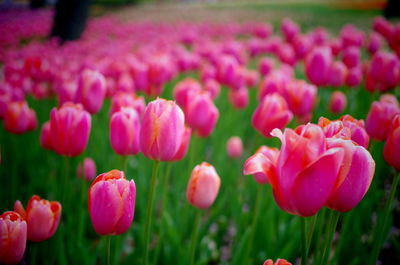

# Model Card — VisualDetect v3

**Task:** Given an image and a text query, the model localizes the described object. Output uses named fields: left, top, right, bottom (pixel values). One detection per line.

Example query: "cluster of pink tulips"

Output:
left=1, top=8, right=400, bottom=265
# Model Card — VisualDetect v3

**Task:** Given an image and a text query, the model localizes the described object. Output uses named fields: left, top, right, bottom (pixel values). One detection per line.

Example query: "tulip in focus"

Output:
left=252, top=93, right=293, bottom=138
left=4, top=101, right=37, bottom=134
left=49, top=102, right=91, bottom=156
left=0, top=211, right=27, bottom=265
left=140, top=98, right=185, bottom=161
left=384, top=114, right=400, bottom=171
left=329, top=91, right=347, bottom=114
left=187, top=162, right=221, bottom=209
left=365, top=95, right=400, bottom=141
left=75, top=69, right=106, bottom=114
left=110, top=107, right=140, bottom=156
left=14, top=195, right=62, bottom=242
left=88, top=170, right=136, bottom=235
left=270, top=124, right=344, bottom=216
left=77, top=157, right=97, bottom=182
left=226, top=136, right=243, bottom=158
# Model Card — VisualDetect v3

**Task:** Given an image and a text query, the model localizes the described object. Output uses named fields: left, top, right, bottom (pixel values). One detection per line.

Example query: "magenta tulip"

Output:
left=75, top=69, right=106, bottom=114
left=110, top=107, right=140, bottom=156
left=329, top=91, right=347, bottom=114
left=383, top=114, right=400, bottom=171
left=0, top=211, right=27, bottom=265
left=226, top=136, right=243, bottom=158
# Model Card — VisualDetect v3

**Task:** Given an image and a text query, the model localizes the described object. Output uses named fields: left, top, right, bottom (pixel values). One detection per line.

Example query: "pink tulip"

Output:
left=228, top=86, right=249, bottom=109
left=258, top=57, right=274, bottom=76
left=226, top=136, right=243, bottom=158
left=367, top=32, right=382, bottom=54
left=305, top=46, right=332, bottom=86
left=88, top=170, right=136, bottom=235
left=173, top=78, right=202, bottom=109
left=243, top=145, right=279, bottom=184
left=365, top=95, right=400, bottom=141
left=74, top=69, right=106, bottom=114
left=0, top=211, right=27, bottom=265
left=186, top=162, right=221, bottom=209
left=40, top=121, right=52, bottom=150
left=281, top=18, right=300, bottom=43
left=270, top=124, right=344, bottom=216
left=340, top=24, right=365, bottom=48
left=342, top=46, right=361, bottom=69
left=77, top=157, right=97, bottom=182
left=372, top=16, right=393, bottom=41
left=140, top=98, right=185, bottom=161
left=384, top=114, right=400, bottom=171
left=264, top=259, right=292, bottom=265
left=109, top=92, right=145, bottom=117
left=329, top=61, right=347, bottom=87
left=326, top=138, right=375, bottom=212
left=4, top=101, right=37, bottom=134
left=318, top=116, right=370, bottom=149
left=345, top=66, right=363, bottom=88
left=171, top=126, right=192, bottom=161
left=14, top=195, right=61, bottom=242
left=49, top=102, right=91, bottom=156
left=110, top=107, right=140, bottom=156
left=282, top=80, right=317, bottom=120
left=329, top=91, right=347, bottom=114
left=185, top=91, right=219, bottom=138
left=252, top=93, right=293, bottom=138
left=258, top=71, right=290, bottom=101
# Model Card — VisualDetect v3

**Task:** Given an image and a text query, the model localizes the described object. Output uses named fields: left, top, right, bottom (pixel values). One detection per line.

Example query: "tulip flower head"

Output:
left=77, top=157, right=97, bottom=182
left=329, top=91, right=347, bottom=114
left=110, top=107, right=141, bottom=156
left=187, top=162, right=221, bottom=209
left=4, top=101, right=37, bottom=134
left=226, top=136, right=243, bottom=158
left=88, top=170, right=136, bottom=235
left=49, top=102, right=91, bottom=156
left=264, top=259, right=292, bottom=265
left=384, top=114, right=400, bottom=171
left=252, top=93, right=293, bottom=138
left=0, top=211, right=27, bottom=265
left=75, top=69, right=106, bottom=114
left=140, top=98, right=185, bottom=161
left=14, top=195, right=61, bottom=242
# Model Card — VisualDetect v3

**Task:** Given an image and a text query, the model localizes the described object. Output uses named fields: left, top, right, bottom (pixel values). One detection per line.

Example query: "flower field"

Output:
left=0, top=2, right=399, bottom=265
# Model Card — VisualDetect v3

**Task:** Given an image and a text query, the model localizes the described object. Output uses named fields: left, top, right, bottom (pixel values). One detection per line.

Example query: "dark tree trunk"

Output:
left=384, top=0, right=400, bottom=18
left=30, top=0, right=46, bottom=9
left=50, top=0, right=90, bottom=43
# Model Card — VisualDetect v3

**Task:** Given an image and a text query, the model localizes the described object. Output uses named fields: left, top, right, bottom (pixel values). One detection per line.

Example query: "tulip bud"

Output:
left=383, top=114, right=400, bottom=171
left=173, top=78, right=202, bottom=110
left=14, top=195, right=61, bottom=242
left=252, top=93, right=293, bottom=138
left=203, top=79, right=220, bottom=100
left=365, top=95, right=400, bottom=141
left=110, top=107, right=140, bottom=156
left=4, top=101, right=37, bottom=134
left=305, top=46, right=332, bottom=86
left=88, top=170, right=136, bottom=235
left=329, top=91, right=347, bottom=114
left=342, top=46, right=361, bottom=69
left=77, top=157, right=97, bottom=182
left=186, top=162, right=221, bottom=209
left=75, top=69, right=106, bottom=114
left=0, top=211, right=27, bottom=265
left=329, top=61, right=347, bottom=87
left=228, top=86, right=249, bottom=109
left=258, top=57, right=274, bottom=76
left=140, top=98, right=185, bottom=161
left=50, top=102, right=91, bottom=156
left=226, top=136, right=243, bottom=158
left=186, top=91, right=219, bottom=138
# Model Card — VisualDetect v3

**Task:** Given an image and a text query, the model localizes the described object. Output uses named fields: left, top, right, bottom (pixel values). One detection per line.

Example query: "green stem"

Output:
left=320, top=210, right=340, bottom=265
left=121, top=156, right=128, bottom=175
left=62, top=156, right=70, bottom=205
left=313, top=209, right=326, bottom=265
left=78, top=180, right=87, bottom=242
left=301, top=217, right=308, bottom=265
left=307, top=213, right=318, bottom=252
left=143, top=160, right=160, bottom=265
left=105, top=235, right=111, bottom=265
left=244, top=184, right=263, bottom=263
left=371, top=171, right=400, bottom=264
left=188, top=210, right=202, bottom=265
